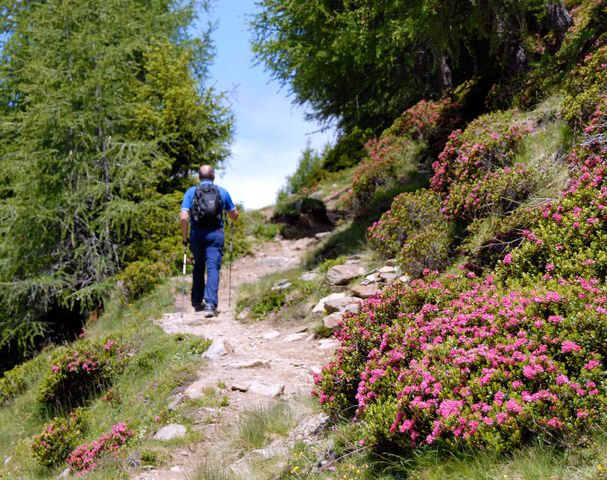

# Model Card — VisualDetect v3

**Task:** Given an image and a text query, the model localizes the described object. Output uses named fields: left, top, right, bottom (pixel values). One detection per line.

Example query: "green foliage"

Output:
left=282, top=142, right=325, bottom=196
left=0, top=355, right=44, bottom=406
left=117, top=260, right=170, bottom=301
left=252, top=0, right=556, bottom=134
left=37, top=339, right=127, bottom=412
left=0, top=0, right=233, bottom=358
left=368, top=189, right=452, bottom=278
left=318, top=256, right=347, bottom=273
left=321, top=127, right=373, bottom=171
left=563, top=41, right=607, bottom=123
left=31, top=410, right=86, bottom=467
left=349, top=136, right=422, bottom=212
left=235, top=402, right=294, bottom=450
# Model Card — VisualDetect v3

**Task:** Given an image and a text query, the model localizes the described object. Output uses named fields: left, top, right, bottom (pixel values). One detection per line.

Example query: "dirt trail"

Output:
left=133, top=238, right=338, bottom=480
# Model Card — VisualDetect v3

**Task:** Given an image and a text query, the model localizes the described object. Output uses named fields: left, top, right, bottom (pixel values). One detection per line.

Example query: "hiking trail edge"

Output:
left=133, top=237, right=338, bottom=480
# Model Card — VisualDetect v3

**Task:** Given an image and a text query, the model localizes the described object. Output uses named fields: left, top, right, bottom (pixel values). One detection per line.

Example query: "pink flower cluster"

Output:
left=67, top=422, right=134, bottom=475
left=314, top=272, right=605, bottom=450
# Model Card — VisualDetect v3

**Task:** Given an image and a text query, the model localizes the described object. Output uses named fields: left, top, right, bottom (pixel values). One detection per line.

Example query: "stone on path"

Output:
left=233, top=360, right=271, bottom=369
left=326, top=264, right=365, bottom=285
left=248, top=382, right=285, bottom=398
left=153, top=424, right=187, bottom=441
left=312, top=292, right=346, bottom=313
left=205, top=340, right=235, bottom=359
left=323, top=296, right=363, bottom=314
left=262, top=330, right=281, bottom=340
left=292, top=237, right=318, bottom=250
left=318, top=339, right=339, bottom=350
left=284, top=332, right=307, bottom=342
left=323, top=312, right=343, bottom=329
left=351, top=283, right=380, bottom=299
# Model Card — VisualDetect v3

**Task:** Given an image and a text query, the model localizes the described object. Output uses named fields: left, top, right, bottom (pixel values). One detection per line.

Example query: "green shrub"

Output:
left=251, top=289, right=288, bottom=320
left=283, top=143, right=325, bottom=195
left=563, top=41, right=607, bottom=124
left=0, top=355, right=43, bottom=406
left=322, top=127, right=373, bottom=172
left=368, top=189, right=452, bottom=278
left=37, top=339, right=127, bottom=411
left=318, top=256, right=347, bottom=273
left=349, top=136, right=421, bottom=211
left=315, top=273, right=607, bottom=452
left=31, top=410, right=85, bottom=467
left=117, top=260, right=169, bottom=300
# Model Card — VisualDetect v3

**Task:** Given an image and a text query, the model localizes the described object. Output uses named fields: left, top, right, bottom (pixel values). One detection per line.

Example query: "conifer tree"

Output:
left=0, top=0, right=232, bottom=359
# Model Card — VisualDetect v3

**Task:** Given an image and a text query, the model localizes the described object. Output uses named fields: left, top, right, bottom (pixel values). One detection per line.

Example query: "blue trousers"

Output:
left=189, top=228, right=224, bottom=308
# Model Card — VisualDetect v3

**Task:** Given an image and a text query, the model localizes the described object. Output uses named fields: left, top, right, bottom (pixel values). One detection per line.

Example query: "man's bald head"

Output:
left=199, top=165, right=215, bottom=181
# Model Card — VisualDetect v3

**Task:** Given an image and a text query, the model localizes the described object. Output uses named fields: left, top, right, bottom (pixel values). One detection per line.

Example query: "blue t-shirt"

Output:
left=181, top=180, right=236, bottom=232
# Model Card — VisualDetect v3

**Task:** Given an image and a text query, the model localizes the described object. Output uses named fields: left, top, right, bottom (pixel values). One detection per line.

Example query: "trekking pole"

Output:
left=227, top=217, right=233, bottom=308
left=181, top=245, right=187, bottom=318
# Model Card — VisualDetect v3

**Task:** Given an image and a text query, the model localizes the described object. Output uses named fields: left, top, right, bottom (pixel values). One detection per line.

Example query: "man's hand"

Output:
left=182, top=238, right=189, bottom=247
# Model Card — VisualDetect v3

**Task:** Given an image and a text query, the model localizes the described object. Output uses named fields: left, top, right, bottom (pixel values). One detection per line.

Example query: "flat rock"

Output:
left=379, top=272, right=398, bottom=283
left=290, top=413, right=331, bottom=443
left=378, top=266, right=396, bottom=274
left=233, top=360, right=271, bottom=369
left=323, top=312, right=343, bottom=329
left=326, top=264, right=365, bottom=286
left=167, top=393, right=184, bottom=411
left=271, top=279, right=292, bottom=291
left=364, top=273, right=381, bottom=283
left=293, top=237, right=318, bottom=250
left=248, top=382, right=285, bottom=397
left=318, top=339, right=340, bottom=350
left=153, top=424, right=187, bottom=441
left=231, top=383, right=249, bottom=392
left=323, top=296, right=363, bottom=314
left=236, top=308, right=251, bottom=321
left=399, top=275, right=411, bottom=283
left=315, top=231, right=332, bottom=240
left=284, top=332, right=307, bottom=342
left=312, top=292, right=346, bottom=313
left=300, top=272, right=319, bottom=282
left=351, top=283, right=380, bottom=299
left=262, top=330, right=281, bottom=340
left=203, top=340, right=230, bottom=359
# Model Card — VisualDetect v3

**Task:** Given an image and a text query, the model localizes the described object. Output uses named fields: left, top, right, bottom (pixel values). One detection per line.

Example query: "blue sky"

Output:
left=202, top=0, right=336, bottom=210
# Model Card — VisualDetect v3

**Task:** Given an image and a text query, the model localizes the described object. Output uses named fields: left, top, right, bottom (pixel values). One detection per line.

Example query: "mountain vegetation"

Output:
left=0, top=0, right=232, bottom=369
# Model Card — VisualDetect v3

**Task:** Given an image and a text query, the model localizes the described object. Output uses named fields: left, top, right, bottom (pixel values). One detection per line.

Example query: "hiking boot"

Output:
left=203, top=304, right=216, bottom=318
left=194, top=304, right=204, bottom=312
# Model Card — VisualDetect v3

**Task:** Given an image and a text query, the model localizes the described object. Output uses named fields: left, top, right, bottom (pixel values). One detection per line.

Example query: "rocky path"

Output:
left=133, top=237, right=339, bottom=480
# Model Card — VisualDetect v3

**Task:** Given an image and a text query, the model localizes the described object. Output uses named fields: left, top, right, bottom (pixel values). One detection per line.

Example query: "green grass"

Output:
left=234, top=401, right=295, bottom=451
left=0, top=280, right=211, bottom=479
left=277, top=419, right=607, bottom=480
left=189, top=461, right=237, bottom=480
left=236, top=267, right=330, bottom=323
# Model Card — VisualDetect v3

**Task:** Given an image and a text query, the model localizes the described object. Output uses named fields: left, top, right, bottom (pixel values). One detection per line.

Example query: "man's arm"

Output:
left=228, top=207, right=238, bottom=221
left=180, top=210, right=189, bottom=245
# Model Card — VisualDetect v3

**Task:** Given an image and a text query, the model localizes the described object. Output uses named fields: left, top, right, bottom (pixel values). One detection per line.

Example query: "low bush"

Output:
left=67, top=422, right=134, bottom=475
left=442, top=165, right=537, bottom=221
left=460, top=207, right=541, bottom=275
left=349, top=136, right=421, bottom=211
left=314, top=272, right=606, bottom=453
left=383, top=96, right=463, bottom=157
left=31, top=410, right=85, bottom=467
left=0, top=356, right=43, bottom=406
left=117, top=260, right=169, bottom=300
left=497, top=97, right=607, bottom=284
left=37, top=339, right=127, bottom=411
left=321, top=127, right=373, bottom=172
left=431, top=111, right=532, bottom=194
left=368, top=189, right=452, bottom=278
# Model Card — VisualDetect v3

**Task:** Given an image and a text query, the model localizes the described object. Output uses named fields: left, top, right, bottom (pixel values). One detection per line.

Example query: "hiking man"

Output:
left=180, top=165, right=238, bottom=317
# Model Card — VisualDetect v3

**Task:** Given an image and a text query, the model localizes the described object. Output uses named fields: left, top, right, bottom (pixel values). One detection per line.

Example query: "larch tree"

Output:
left=0, top=0, right=232, bottom=361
